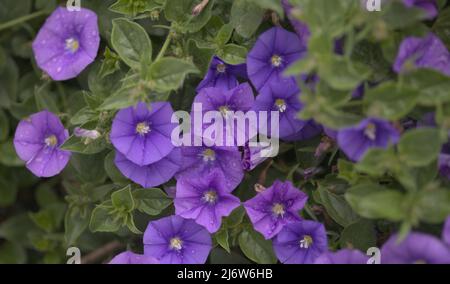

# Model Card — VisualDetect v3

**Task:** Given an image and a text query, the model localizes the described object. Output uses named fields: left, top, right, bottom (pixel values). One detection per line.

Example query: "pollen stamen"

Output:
left=202, top=148, right=216, bottom=162
left=364, top=122, right=377, bottom=141
left=44, top=135, right=58, bottom=147
left=216, top=63, right=226, bottom=73
left=169, top=237, right=183, bottom=251
left=272, top=203, right=285, bottom=217
left=271, top=55, right=283, bottom=67
left=299, top=235, right=313, bottom=249
left=136, top=122, right=151, bottom=135
left=275, top=99, right=287, bottom=113
left=65, top=38, right=80, bottom=53
left=202, top=190, right=218, bottom=204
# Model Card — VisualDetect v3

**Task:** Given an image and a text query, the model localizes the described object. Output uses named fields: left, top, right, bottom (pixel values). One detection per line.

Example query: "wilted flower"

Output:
left=110, top=102, right=176, bottom=166
left=174, top=171, right=241, bottom=233
left=314, top=249, right=369, bottom=264
left=109, top=251, right=159, bottom=264
left=337, top=117, right=400, bottom=161
left=243, top=180, right=308, bottom=239
left=176, top=144, right=244, bottom=191
left=251, top=82, right=322, bottom=141
left=74, top=127, right=101, bottom=140
left=273, top=220, right=328, bottom=264
left=114, top=148, right=182, bottom=188
left=143, top=215, right=212, bottom=264
left=32, top=7, right=100, bottom=81
left=394, top=33, right=450, bottom=76
left=403, top=0, right=438, bottom=19
left=196, top=56, right=247, bottom=92
left=381, top=232, right=450, bottom=264
left=13, top=110, right=71, bottom=177
left=247, top=27, right=307, bottom=91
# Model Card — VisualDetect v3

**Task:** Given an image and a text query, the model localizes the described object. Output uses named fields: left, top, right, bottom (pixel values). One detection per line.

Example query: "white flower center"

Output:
left=202, top=190, right=218, bottom=204
left=65, top=38, right=80, bottom=53
left=216, top=63, right=226, bottom=73
left=169, top=237, right=183, bottom=251
left=271, top=55, right=283, bottom=67
left=275, top=99, right=287, bottom=113
left=299, top=235, right=313, bottom=249
left=202, top=148, right=216, bottom=162
left=272, top=203, right=285, bottom=217
left=136, top=122, right=150, bottom=135
left=44, top=135, right=58, bottom=147
left=364, top=122, right=377, bottom=141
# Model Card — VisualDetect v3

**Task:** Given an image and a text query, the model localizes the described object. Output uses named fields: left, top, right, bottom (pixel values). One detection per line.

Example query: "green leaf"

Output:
left=433, top=7, right=450, bottom=49
left=398, top=128, right=442, bottom=167
left=89, top=202, right=121, bottom=233
left=318, top=55, right=370, bottom=91
left=364, top=82, right=419, bottom=120
left=109, top=0, right=161, bottom=17
left=340, top=219, right=376, bottom=251
left=104, top=151, right=129, bottom=185
left=215, top=228, right=230, bottom=253
left=238, top=226, right=277, bottom=264
left=0, top=214, right=36, bottom=245
left=132, top=188, right=172, bottom=215
left=404, top=69, right=450, bottom=106
left=165, top=0, right=214, bottom=33
left=111, top=185, right=135, bottom=212
left=315, top=183, right=359, bottom=227
left=29, top=203, right=66, bottom=233
left=218, top=44, right=247, bottom=65
left=225, top=206, right=246, bottom=228
left=248, top=0, right=283, bottom=16
left=346, top=183, right=406, bottom=221
left=416, top=188, right=450, bottom=224
left=230, top=0, right=264, bottom=38
left=0, top=175, right=17, bottom=207
left=99, top=47, right=121, bottom=78
left=0, top=242, right=26, bottom=264
left=214, top=24, right=233, bottom=47
left=64, top=206, right=90, bottom=246
left=0, top=139, right=23, bottom=166
left=69, top=152, right=107, bottom=183
left=0, top=109, right=9, bottom=142
left=111, top=18, right=152, bottom=69
left=148, top=57, right=199, bottom=92
left=355, top=147, right=397, bottom=176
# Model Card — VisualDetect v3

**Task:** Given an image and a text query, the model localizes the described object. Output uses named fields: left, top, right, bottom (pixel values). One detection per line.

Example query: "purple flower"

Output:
left=143, top=215, right=212, bottom=264
left=109, top=251, right=159, bottom=264
left=281, top=0, right=310, bottom=42
left=13, top=110, right=71, bottom=177
left=114, top=147, right=182, bottom=188
left=273, top=220, right=328, bottom=264
left=314, top=249, right=369, bottom=264
left=247, top=27, right=307, bottom=91
left=394, top=33, right=450, bottom=76
left=337, top=118, right=400, bottom=162
left=176, top=144, right=244, bottom=192
left=381, top=233, right=450, bottom=264
left=196, top=56, right=247, bottom=92
left=403, top=0, right=438, bottom=19
left=243, top=180, right=308, bottom=239
left=443, top=216, right=450, bottom=246
left=251, top=82, right=322, bottom=141
left=192, top=83, right=256, bottom=146
left=439, top=143, right=450, bottom=180
left=110, top=102, right=176, bottom=166
left=32, top=7, right=100, bottom=81
left=174, top=171, right=241, bottom=233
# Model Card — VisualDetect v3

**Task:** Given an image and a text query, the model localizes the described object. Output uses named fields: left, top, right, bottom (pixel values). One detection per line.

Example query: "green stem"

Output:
left=155, top=31, right=173, bottom=62
left=0, top=10, right=47, bottom=32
